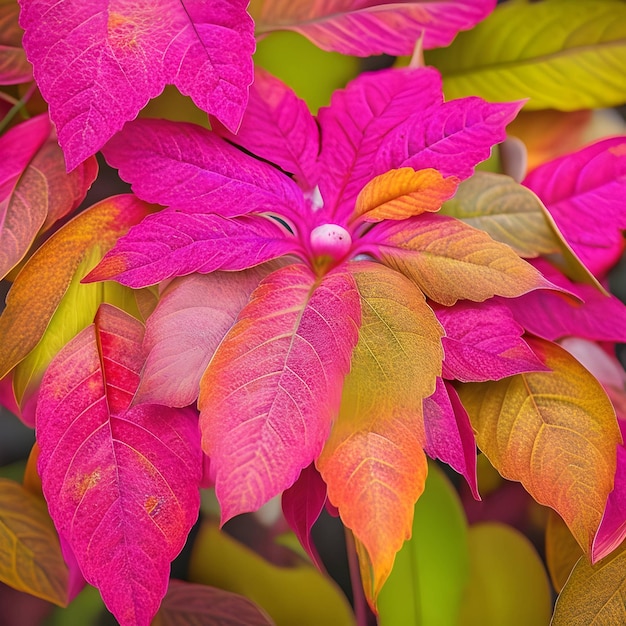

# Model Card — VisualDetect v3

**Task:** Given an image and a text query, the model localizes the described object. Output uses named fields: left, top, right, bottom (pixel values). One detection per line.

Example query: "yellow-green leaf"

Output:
left=458, top=523, right=552, bottom=625
left=546, top=509, right=583, bottom=593
left=0, top=478, right=68, bottom=606
left=458, top=337, right=621, bottom=554
left=426, top=0, right=626, bottom=111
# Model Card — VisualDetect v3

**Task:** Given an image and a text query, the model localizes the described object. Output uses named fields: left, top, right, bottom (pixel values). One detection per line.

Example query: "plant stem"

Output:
left=0, top=82, right=36, bottom=134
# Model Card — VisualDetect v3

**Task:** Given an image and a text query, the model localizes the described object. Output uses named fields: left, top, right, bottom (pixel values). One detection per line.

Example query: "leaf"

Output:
left=36, top=304, right=203, bottom=626
left=372, top=214, right=552, bottom=305
left=211, top=67, right=319, bottom=190
left=457, top=337, right=621, bottom=554
left=18, top=0, right=255, bottom=169
left=432, top=299, right=547, bottom=382
left=423, top=379, right=479, bottom=499
left=199, top=264, right=361, bottom=522
left=0, top=194, right=152, bottom=380
left=377, top=464, right=470, bottom=626
left=426, top=0, right=626, bottom=111
left=317, top=262, right=444, bottom=605
left=545, top=509, right=583, bottom=593
left=136, top=268, right=269, bottom=407
left=154, top=579, right=275, bottom=626
left=84, top=211, right=296, bottom=288
left=458, top=523, right=552, bottom=625
left=0, top=478, right=68, bottom=606
left=0, top=2, right=31, bottom=84
left=523, top=137, right=626, bottom=278
left=552, top=542, right=626, bottom=626
left=354, top=168, right=458, bottom=223
left=252, top=0, right=496, bottom=56
left=189, top=521, right=355, bottom=626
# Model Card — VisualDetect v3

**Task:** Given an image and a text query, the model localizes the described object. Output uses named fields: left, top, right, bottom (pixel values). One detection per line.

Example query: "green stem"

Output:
left=0, top=82, right=36, bottom=135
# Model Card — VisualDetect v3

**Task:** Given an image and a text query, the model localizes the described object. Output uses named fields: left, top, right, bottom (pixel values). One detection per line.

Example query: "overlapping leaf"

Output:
left=427, top=0, right=626, bottom=111
left=372, top=214, right=552, bottom=305
left=199, top=264, right=361, bottom=522
left=317, top=262, right=444, bottom=605
left=458, top=337, right=621, bottom=553
left=251, top=0, right=496, bottom=56
left=36, top=304, right=203, bottom=626
left=18, top=0, right=255, bottom=169
left=0, top=2, right=31, bottom=84
left=545, top=510, right=583, bottom=593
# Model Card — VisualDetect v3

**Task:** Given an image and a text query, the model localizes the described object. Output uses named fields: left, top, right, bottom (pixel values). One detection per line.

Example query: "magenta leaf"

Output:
left=523, top=137, right=626, bottom=277
left=84, top=212, right=297, bottom=288
left=36, top=304, right=202, bottom=626
left=502, top=259, right=626, bottom=343
left=282, top=463, right=328, bottom=569
left=432, top=300, right=547, bottom=382
left=424, top=378, right=479, bottom=499
left=254, top=0, right=496, bottom=56
left=137, top=267, right=272, bottom=407
left=102, top=119, right=304, bottom=218
left=199, top=264, right=361, bottom=522
left=18, top=0, right=255, bottom=170
left=212, top=67, right=320, bottom=190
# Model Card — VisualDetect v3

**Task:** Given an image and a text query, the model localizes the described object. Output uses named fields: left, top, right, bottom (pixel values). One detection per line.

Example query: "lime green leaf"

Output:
left=378, top=463, right=470, bottom=626
left=426, top=0, right=626, bottom=111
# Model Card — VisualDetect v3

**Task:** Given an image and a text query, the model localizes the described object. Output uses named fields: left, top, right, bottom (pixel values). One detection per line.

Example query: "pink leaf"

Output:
left=137, top=268, right=271, bottom=407
left=84, top=212, right=297, bottom=288
left=523, top=137, right=626, bottom=277
left=198, top=264, right=361, bottom=522
left=212, top=67, right=319, bottom=190
left=102, top=119, right=304, bottom=218
left=423, top=378, right=479, bottom=499
left=281, top=463, right=327, bottom=569
left=36, top=304, right=202, bottom=626
left=502, top=259, right=626, bottom=342
left=18, top=0, right=255, bottom=169
left=254, top=0, right=496, bottom=56
left=0, top=3, right=32, bottom=84
left=432, top=300, right=547, bottom=382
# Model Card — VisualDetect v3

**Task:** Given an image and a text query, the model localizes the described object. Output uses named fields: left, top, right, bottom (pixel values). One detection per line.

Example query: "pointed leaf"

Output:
left=433, top=299, right=547, bottom=381
left=199, top=264, right=360, bottom=522
left=84, top=212, right=295, bottom=288
left=36, top=304, right=203, bottom=626
left=0, top=478, right=68, bottom=606
left=427, top=0, right=626, bottom=111
left=317, top=262, right=444, bottom=604
left=372, top=213, right=552, bottom=305
left=546, top=509, right=583, bottom=593
left=137, top=268, right=269, bottom=407
left=354, top=167, right=458, bottom=222
left=0, top=2, right=31, bottom=84
left=18, top=0, right=255, bottom=169
left=523, top=137, right=626, bottom=277
left=0, top=194, right=152, bottom=380
left=252, top=0, right=496, bottom=56
left=457, top=337, right=621, bottom=553
left=552, top=538, right=626, bottom=625
left=212, top=67, right=319, bottom=190
left=154, top=579, right=275, bottom=626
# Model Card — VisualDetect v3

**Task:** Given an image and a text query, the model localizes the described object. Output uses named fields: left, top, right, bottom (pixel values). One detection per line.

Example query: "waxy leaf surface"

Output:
left=0, top=194, right=152, bottom=380
left=137, top=269, right=269, bottom=407
left=199, top=264, right=361, bottom=522
left=317, top=262, right=444, bottom=604
left=523, top=137, right=626, bottom=277
left=18, top=0, right=255, bottom=169
left=433, top=299, right=546, bottom=381
left=373, top=214, right=551, bottom=305
left=36, top=304, right=203, bottom=626
left=0, top=3, right=31, bottom=84
left=252, top=0, right=496, bottom=56
left=0, top=478, right=68, bottom=606
left=427, top=0, right=626, bottom=111
left=458, top=338, right=621, bottom=553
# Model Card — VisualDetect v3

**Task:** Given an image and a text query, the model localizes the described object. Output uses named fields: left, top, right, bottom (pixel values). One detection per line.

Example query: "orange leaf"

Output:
left=317, top=262, right=443, bottom=606
left=458, top=337, right=621, bottom=553
left=354, top=167, right=458, bottom=222
left=0, top=195, right=153, bottom=380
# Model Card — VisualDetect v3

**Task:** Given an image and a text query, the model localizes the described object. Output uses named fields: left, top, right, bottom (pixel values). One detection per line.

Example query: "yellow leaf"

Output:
left=546, top=509, right=583, bottom=593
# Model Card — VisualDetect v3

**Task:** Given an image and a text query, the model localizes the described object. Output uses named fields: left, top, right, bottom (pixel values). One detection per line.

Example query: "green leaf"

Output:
left=426, top=0, right=626, bottom=111
left=377, top=463, right=470, bottom=626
